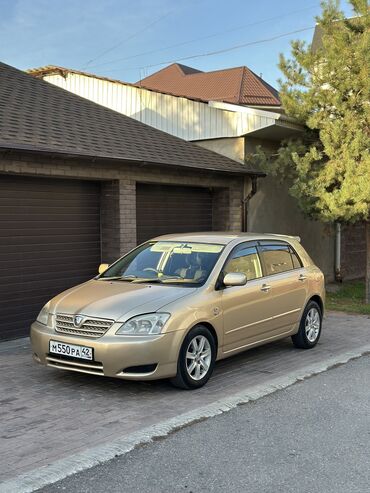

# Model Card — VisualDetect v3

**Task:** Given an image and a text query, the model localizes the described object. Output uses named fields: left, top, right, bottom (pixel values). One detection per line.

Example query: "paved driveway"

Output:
left=38, top=354, right=370, bottom=493
left=1, top=312, right=370, bottom=490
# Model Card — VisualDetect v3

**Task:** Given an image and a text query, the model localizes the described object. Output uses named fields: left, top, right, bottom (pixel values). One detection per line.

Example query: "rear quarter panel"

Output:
left=290, top=239, right=325, bottom=314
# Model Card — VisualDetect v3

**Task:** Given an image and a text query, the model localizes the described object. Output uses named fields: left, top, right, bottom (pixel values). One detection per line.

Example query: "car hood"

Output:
left=50, top=279, right=197, bottom=321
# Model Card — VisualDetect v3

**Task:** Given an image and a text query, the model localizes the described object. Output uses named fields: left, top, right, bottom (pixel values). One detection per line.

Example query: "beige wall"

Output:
left=244, top=137, right=334, bottom=280
left=248, top=175, right=335, bottom=280
left=196, top=137, right=245, bottom=163
left=195, top=135, right=335, bottom=281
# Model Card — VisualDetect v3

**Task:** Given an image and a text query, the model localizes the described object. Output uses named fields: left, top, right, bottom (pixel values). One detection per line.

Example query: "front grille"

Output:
left=55, top=314, right=114, bottom=338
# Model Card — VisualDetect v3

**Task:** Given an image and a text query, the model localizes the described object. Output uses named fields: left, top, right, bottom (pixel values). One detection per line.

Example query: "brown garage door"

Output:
left=0, top=175, right=101, bottom=340
left=136, top=183, right=213, bottom=244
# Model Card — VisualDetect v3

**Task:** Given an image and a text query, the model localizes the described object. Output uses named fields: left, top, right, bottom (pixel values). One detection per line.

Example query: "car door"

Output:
left=257, top=241, right=309, bottom=335
left=220, top=242, right=276, bottom=354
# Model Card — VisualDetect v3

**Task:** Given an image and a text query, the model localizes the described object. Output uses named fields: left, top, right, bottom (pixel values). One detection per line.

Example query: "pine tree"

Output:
left=257, top=0, right=370, bottom=300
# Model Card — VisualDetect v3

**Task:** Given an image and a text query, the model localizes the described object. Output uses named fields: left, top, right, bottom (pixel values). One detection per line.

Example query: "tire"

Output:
left=170, top=325, right=216, bottom=390
left=292, top=300, right=322, bottom=349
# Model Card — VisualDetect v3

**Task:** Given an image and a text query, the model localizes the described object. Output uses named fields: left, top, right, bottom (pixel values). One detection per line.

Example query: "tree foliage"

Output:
left=256, top=0, right=370, bottom=223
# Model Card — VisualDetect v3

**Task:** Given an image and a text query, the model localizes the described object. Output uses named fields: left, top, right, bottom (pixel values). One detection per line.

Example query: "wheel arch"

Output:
left=198, top=322, right=219, bottom=350
left=308, top=295, right=324, bottom=316
left=185, top=321, right=219, bottom=352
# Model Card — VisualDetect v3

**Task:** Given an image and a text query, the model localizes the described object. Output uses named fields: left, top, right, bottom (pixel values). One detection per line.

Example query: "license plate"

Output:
left=49, top=340, right=93, bottom=361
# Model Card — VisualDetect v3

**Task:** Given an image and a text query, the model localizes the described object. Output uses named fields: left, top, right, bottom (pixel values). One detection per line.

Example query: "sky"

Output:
left=0, top=0, right=354, bottom=89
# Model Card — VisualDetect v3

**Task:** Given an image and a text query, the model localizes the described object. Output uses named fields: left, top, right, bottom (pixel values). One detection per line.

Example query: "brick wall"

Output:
left=100, top=181, right=121, bottom=263
left=0, top=152, right=244, bottom=263
left=341, top=222, right=366, bottom=280
left=212, top=188, right=230, bottom=230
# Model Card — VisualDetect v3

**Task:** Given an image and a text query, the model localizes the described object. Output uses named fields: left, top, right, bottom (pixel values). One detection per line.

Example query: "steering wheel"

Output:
left=143, top=268, right=158, bottom=273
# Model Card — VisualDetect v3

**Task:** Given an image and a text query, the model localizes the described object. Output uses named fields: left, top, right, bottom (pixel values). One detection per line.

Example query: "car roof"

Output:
left=152, top=232, right=301, bottom=246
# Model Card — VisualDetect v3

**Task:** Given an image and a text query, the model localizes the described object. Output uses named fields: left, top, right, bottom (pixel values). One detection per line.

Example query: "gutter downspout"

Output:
left=242, top=176, right=258, bottom=232
left=335, top=222, right=342, bottom=282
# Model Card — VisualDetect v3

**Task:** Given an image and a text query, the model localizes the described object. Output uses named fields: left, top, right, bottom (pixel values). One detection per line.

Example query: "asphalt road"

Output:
left=38, top=353, right=370, bottom=493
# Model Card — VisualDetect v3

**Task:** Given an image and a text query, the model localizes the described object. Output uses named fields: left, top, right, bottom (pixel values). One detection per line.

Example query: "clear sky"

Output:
left=0, top=0, right=354, bottom=89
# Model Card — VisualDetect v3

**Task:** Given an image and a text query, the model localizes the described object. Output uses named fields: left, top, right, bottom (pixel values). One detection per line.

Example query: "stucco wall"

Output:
left=195, top=136, right=335, bottom=280
left=196, top=137, right=245, bottom=163
left=248, top=175, right=335, bottom=280
left=244, top=137, right=335, bottom=280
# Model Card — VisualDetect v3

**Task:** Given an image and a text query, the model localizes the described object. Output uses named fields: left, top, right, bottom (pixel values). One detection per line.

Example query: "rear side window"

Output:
left=224, top=244, right=262, bottom=281
left=259, top=243, right=295, bottom=275
left=290, top=247, right=302, bottom=269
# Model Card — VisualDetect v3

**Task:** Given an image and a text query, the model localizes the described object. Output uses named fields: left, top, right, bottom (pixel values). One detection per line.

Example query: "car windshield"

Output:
left=99, top=241, right=224, bottom=286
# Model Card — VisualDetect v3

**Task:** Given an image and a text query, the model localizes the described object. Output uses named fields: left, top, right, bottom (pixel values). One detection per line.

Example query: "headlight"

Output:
left=36, top=302, right=50, bottom=325
left=116, top=313, right=170, bottom=335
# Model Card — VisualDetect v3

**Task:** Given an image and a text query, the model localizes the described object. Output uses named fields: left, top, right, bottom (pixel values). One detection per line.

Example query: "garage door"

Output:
left=136, top=183, right=213, bottom=244
left=0, top=175, right=101, bottom=340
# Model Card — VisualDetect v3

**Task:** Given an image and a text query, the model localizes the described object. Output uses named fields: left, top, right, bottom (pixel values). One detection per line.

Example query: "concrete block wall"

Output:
left=341, top=222, right=366, bottom=280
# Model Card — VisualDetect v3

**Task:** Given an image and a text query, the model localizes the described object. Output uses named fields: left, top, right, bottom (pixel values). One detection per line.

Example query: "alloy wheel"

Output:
left=186, top=335, right=212, bottom=381
left=305, top=307, right=321, bottom=342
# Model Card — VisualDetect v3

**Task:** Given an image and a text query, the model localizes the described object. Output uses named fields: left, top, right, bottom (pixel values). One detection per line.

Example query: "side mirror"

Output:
left=223, top=272, right=247, bottom=287
left=98, top=263, right=109, bottom=275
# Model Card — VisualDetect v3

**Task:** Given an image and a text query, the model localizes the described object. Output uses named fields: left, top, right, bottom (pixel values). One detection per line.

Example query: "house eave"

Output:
left=0, top=143, right=265, bottom=177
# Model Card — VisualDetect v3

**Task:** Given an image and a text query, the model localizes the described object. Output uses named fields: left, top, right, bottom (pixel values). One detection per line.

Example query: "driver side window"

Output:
left=224, top=244, right=262, bottom=281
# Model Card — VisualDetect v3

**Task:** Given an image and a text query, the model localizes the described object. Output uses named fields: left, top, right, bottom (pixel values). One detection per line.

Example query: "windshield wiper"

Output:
left=131, top=278, right=163, bottom=283
left=98, top=275, right=137, bottom=281
left=100, top=275, right=192, bottom=284
left=132, top=276, right=191, bottom=284
left=160, top=279, right=198, bottom=284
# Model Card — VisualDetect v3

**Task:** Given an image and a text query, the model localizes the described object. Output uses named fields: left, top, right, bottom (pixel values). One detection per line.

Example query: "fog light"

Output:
left=122, top=364, right=157, bottom=374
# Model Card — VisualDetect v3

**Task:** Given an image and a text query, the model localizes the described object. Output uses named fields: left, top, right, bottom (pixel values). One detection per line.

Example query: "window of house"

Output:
left=224, top=244, right=262, bottom=281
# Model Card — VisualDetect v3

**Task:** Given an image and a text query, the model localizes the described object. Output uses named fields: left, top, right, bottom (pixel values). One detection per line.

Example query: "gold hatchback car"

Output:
left=31, top=233, right=325, bottom=389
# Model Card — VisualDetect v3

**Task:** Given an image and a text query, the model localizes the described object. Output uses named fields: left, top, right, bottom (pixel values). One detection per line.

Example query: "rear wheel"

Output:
left=170, top=325, right=216, bottom=390
left=292, top=300, right=322, bottom=349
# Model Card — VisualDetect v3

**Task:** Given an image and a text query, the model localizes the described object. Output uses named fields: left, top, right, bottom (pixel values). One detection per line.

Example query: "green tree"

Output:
left=256, top=0, right=370, bottom=300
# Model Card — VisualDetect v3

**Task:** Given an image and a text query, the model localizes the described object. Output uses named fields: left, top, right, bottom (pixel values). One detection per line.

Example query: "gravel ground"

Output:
left=38, top=354, right=370, bottom=493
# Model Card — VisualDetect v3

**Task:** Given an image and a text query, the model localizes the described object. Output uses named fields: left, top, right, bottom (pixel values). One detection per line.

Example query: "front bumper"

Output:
left=30, top=321, right=181, bottom=380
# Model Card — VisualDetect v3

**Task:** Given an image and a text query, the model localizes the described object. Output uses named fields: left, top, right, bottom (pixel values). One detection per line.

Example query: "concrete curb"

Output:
left=2, top=345, right=370, bottom=493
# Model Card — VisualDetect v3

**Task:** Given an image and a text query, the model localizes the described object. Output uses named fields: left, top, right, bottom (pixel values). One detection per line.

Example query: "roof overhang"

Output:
left=0, top=143, right=265, bottom=177
left=244, top=121, right=303, bottom=141
left=208, top=101, right=304, bottom=141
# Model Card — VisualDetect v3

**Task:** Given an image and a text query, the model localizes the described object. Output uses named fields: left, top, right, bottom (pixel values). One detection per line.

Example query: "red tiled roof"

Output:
left=136, top=63, right=280, bottom=107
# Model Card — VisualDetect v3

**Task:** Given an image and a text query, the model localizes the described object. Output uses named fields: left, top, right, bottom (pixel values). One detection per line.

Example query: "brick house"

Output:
left=0, top=61, right=262, bottom=340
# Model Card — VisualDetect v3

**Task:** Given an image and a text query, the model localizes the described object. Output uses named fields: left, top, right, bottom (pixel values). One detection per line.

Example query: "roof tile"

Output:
left=136, top=63, right=280, bottom=106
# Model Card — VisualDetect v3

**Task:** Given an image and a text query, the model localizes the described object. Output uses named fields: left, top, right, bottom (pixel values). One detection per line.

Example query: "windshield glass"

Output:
left=99, top=241, right=224, bottom=286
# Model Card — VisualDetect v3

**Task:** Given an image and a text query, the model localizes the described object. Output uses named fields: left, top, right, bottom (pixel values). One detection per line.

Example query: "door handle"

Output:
left=298, top=274, right=307, bottom=281
left=260, top=283, right=271, bottom=292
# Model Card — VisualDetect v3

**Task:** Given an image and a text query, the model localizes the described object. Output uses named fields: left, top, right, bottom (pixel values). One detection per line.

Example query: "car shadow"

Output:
left=46, top=336, right=299, bottom=394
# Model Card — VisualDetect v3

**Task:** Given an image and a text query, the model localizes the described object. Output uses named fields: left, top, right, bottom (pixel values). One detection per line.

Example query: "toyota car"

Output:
left=31, top=233, right=325, bottom=389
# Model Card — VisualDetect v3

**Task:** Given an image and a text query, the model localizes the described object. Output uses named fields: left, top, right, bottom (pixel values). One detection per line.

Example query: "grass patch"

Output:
left=326, top=280, right=370, bottom=315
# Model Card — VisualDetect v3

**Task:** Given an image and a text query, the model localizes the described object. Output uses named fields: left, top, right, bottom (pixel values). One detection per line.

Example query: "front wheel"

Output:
left=292, top=300, right=322, bottom=349
left=170, top=325, right=216, bottom=390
